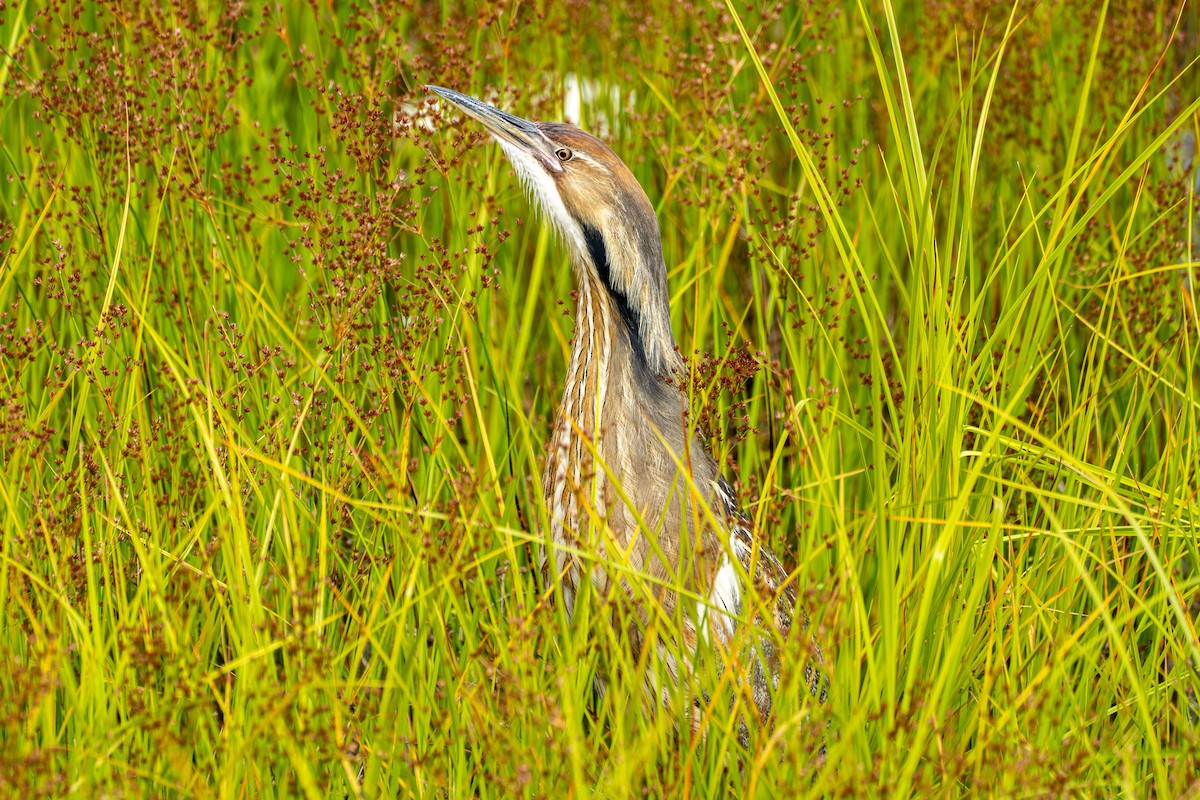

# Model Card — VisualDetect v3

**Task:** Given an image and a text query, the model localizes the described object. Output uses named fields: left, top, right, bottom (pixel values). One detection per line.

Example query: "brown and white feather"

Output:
left=429, top=85, right=826, bottom=744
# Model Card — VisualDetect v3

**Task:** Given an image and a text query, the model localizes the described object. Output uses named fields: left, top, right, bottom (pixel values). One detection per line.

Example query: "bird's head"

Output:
left=429, top=85, right=677, bottom=377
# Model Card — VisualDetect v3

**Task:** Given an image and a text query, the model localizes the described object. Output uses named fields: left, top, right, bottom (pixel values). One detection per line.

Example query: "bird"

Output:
left=428, top=84, right=826, bottom=745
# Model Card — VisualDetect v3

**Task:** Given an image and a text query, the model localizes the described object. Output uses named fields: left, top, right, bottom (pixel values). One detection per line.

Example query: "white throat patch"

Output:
left=495, top=139, right=587, bottom=258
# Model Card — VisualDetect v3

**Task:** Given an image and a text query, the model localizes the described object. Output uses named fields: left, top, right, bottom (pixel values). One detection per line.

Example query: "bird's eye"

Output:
left=555, top=147, right=573, bottom=162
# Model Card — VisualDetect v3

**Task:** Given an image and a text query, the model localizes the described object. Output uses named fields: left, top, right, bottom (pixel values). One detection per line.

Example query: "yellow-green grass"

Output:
left=1, top=0, right=1197, bottom=796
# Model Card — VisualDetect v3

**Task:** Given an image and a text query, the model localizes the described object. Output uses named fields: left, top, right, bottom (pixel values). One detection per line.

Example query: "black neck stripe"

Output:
left=581, top=223, right=651, bottom=372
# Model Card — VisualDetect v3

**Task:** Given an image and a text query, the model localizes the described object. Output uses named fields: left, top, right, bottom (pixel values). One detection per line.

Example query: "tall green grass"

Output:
left=1, top=0, right=1197, bottom=796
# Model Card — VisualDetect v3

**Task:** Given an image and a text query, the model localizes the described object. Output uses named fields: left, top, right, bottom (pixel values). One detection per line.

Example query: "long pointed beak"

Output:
left=426, top=85, right=562, bottom=173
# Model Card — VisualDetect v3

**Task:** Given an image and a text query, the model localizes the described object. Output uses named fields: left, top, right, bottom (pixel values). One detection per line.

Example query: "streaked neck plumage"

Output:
left=544, top=222, right=700, bottom=613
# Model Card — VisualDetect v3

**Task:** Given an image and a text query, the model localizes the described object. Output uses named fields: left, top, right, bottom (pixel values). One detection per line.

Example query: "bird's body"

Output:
left=430, top=86, right=824, bottom=740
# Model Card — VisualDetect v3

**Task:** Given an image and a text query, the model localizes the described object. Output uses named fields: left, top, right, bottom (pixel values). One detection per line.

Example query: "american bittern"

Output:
left=430, top=85, right=826, bottom=743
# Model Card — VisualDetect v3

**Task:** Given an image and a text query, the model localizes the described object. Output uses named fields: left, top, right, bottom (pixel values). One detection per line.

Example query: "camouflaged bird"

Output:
left=430, top=85, right=826, bottom=743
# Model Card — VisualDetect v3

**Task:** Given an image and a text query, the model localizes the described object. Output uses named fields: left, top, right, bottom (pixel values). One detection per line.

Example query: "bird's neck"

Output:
left=542, top=265, right=719, bottom=615
left=554, top=270, right=624, bottom=457
left=544, top=269, right=661, bottom=541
